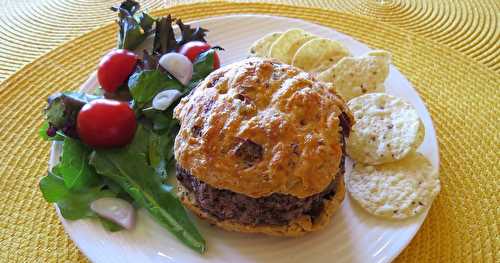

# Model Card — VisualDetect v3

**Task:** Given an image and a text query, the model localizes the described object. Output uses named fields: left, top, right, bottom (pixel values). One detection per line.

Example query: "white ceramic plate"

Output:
left=49, top=15, right=439, bottom=263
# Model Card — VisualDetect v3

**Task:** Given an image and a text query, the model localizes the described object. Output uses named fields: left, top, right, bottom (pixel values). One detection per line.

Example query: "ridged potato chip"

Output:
left=346, top=93, right=424, bottom=165
left=346, top=152, right=440, bottom=219
left=269, top=29, right=317, bottom=64
left=249, top=32, right=282, bottom=58
left=318, top=50, right=391, bottom=101
left=292, top=38, right=350, bottom=72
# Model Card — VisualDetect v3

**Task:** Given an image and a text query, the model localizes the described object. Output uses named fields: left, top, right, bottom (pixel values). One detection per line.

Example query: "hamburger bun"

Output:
left=174, top=58, right=353, bottom=198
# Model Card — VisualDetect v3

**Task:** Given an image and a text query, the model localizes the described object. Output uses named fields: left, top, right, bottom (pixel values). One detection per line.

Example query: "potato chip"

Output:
left=249, top=32, right=282, bottom=58
left=269, top=29, right=317, bottom=64
left=292, top=38, right=350, bottom=72
left=415, top=120, right=425, bottom=150
left=346, top=152, right=440, bottom=219
left=318, top=50, right=391, bottom=101
left=346, top=93, right=424, bottom=165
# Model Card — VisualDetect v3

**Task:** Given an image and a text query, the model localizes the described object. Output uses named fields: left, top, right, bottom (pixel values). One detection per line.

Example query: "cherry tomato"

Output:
left=77, top=99, right=137, bottom=148
left=178, top=41, right=220, bottom=69
left=97, top=49, right=138, bottom=93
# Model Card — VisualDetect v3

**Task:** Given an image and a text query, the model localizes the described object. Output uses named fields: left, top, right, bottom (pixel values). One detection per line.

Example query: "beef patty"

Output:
left=176, top=159, right=344, bottom=226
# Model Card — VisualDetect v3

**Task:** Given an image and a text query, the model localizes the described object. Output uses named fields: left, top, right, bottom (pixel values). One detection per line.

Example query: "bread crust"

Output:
left=178, top=174, right=345, bottom=237
left=174, top=58, right=353, bottom=198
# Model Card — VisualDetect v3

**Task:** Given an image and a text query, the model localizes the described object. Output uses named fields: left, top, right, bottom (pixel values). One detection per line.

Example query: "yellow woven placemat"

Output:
left=0, top=0, right=498, bottom=82
left=0, top=2, right=498, bottom=262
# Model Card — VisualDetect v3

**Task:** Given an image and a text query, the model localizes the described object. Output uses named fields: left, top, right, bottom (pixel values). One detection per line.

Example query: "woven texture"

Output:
left=0, top=0, right=498, bottom=82
left=0, top=1, right=498, bottom=263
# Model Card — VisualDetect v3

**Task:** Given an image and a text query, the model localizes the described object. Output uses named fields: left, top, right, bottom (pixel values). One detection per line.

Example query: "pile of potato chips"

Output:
left=250, top=29, right=440, bottom=220
left=249, top=28, right=391, bottom=101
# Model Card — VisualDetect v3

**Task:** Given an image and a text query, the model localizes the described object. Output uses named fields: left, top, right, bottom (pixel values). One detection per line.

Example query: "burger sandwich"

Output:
left=174, top=57, right=353, bottom=236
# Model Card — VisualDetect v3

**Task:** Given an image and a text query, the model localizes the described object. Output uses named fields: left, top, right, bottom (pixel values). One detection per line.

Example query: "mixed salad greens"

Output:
left=39, top=0, right=221, bottom=253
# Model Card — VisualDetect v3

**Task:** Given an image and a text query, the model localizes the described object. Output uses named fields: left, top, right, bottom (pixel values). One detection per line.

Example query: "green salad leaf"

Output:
left=119, top=18, right=145, bottom=51
left=189, top=49, right=216, bottom=90
left=40, top=171, right=69, bottom=202
left=39, top=169, right=114, bottom=220
left=128, top=70, right=183, bottom=108
left=112, top=0, right=155, bottom=50
left=136, top=12, right=155, bottom=32
left=59, top=138, right=100, bottom=190
left=142, top=106, right=178, bottom=132
left=39, top=138, right=129, bottom=230
left=192, top=49, right=216, bottom=81
left=57, top=186, right=115, bottom=220
left=148, top=131, right=170, bottom=180
left=99, top=217, right=124, bottom=232
left=89, top=126, right=206, bottom=253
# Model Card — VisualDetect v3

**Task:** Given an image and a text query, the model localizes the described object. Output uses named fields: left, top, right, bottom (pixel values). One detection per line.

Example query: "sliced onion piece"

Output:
left=152, top=89, right=182, bottom=111
left=90, top=197, right=136, bottom=230
left=158, top=53, right=193, bottom=85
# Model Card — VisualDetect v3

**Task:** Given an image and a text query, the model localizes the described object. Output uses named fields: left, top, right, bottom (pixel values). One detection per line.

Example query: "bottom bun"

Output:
left=178, top=175, right=345, bottom=237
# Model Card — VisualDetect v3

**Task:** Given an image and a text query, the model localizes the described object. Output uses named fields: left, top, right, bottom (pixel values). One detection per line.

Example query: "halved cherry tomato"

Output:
left=77, top=99, right=136, bottom=148
left=178, top=41, right=220, bottom=69
left=97, top=49, right=138, bottom=93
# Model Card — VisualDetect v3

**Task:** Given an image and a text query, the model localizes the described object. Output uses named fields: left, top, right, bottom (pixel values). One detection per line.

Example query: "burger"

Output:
left=173, top=57, right=353, bottom=236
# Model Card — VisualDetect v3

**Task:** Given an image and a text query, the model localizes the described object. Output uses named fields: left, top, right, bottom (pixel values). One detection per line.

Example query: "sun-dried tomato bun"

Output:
left=174, top=57, right=353, bottom=198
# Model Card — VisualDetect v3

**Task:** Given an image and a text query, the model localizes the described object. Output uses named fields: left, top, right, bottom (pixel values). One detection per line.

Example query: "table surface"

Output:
left=0, top=1, right=498, bottom=262
left=0, top=0, right=498, bottom=83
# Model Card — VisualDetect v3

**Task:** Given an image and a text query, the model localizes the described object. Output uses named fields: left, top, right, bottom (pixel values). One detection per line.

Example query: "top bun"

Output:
left=174, top=58, right=353, bottom=198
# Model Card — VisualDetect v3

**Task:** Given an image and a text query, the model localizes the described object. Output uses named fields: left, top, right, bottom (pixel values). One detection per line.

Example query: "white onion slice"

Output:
left=158, top=53, right=193, bottom=85
left=90, top=197, right=136, bottom=230
left=152, top=89, right=182, bottom=111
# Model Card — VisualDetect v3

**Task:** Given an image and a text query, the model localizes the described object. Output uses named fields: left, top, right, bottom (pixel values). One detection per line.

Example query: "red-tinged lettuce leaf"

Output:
left=39, top=121, right=65, bottom=141
left=44, top=92, right=102, bottom=138
left=154, top=15, right=177, bottom=54
left=153, top=16, right=209, bottom=55
left=176, top=19, right=208, bottom=46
